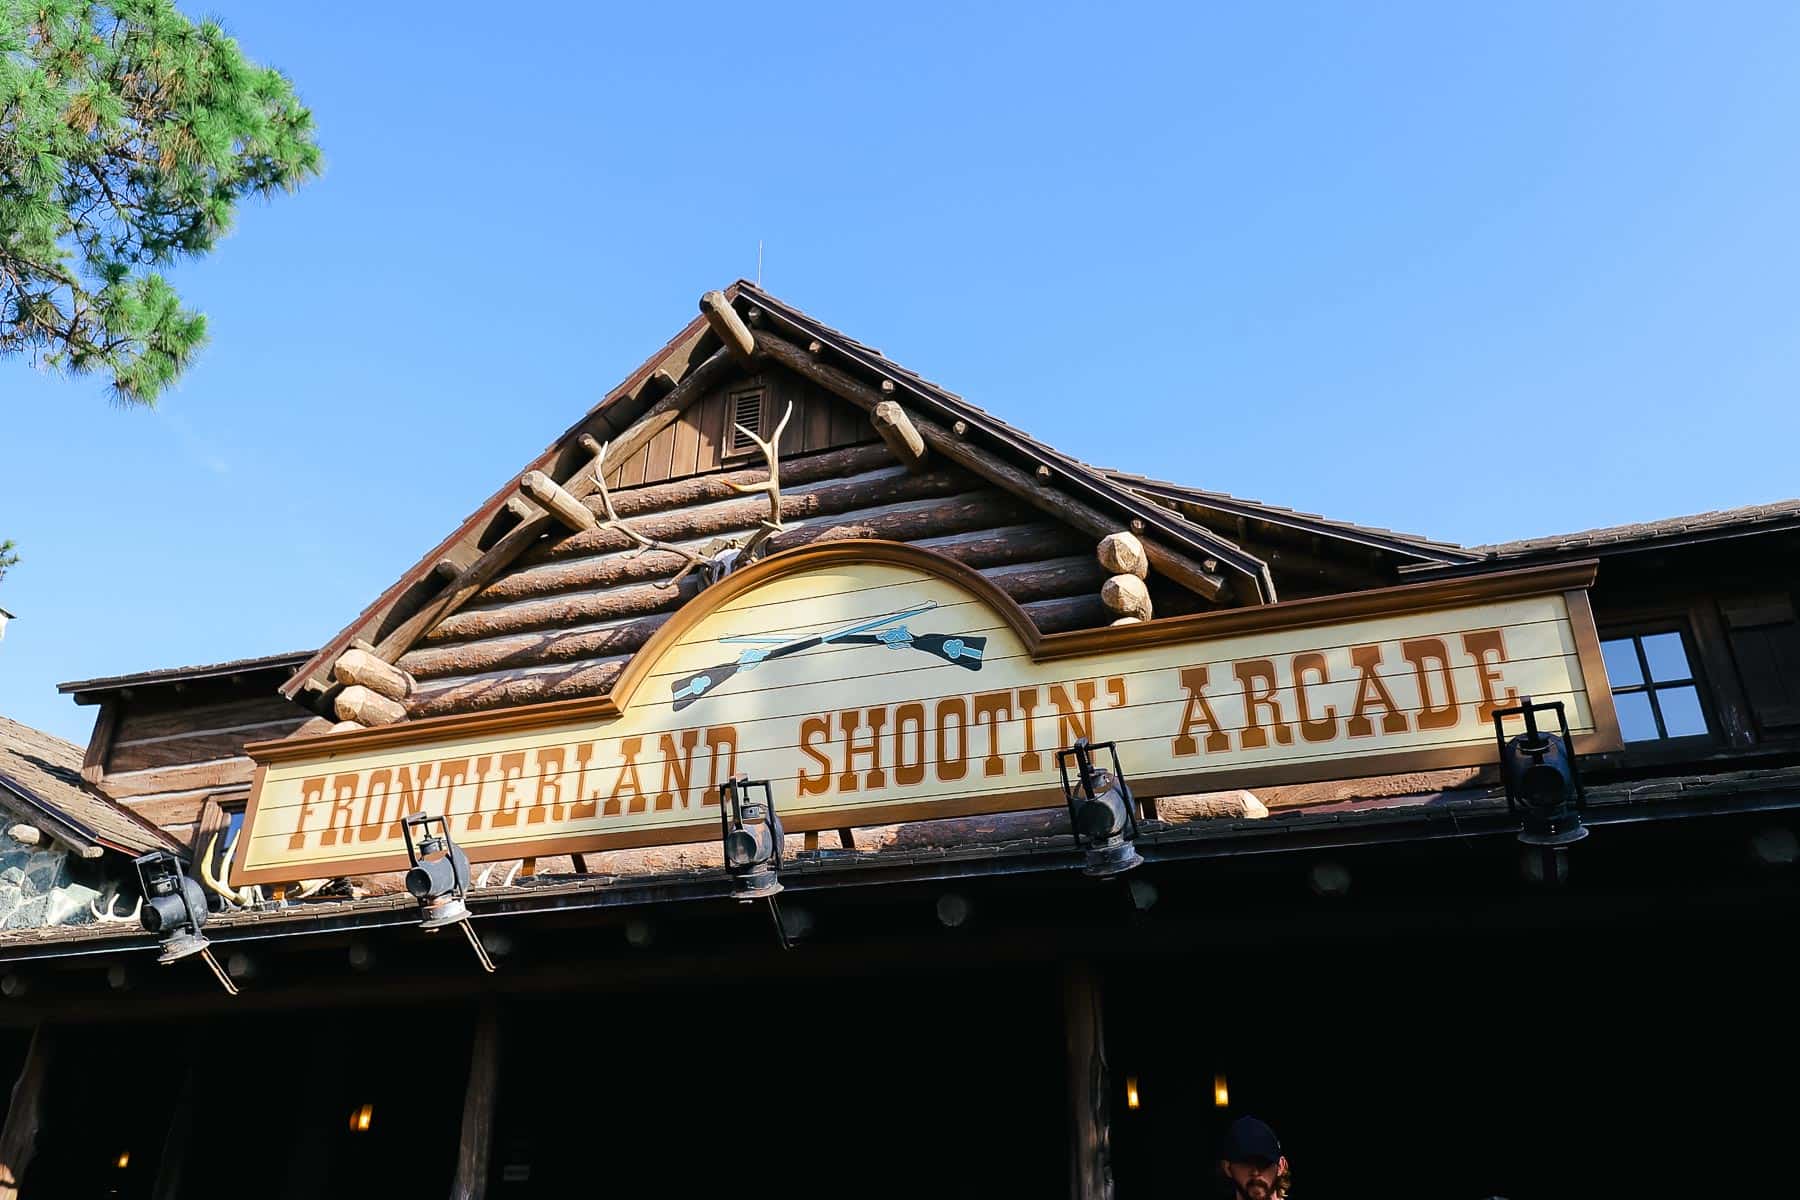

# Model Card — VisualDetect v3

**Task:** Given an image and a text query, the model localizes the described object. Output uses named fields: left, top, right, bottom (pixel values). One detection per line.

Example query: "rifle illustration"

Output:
left=670, top=601, right=985, bottom=711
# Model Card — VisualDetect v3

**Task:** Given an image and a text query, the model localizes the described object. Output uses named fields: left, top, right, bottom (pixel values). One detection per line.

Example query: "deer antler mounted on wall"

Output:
left=593, top=400, right=794, bottom=589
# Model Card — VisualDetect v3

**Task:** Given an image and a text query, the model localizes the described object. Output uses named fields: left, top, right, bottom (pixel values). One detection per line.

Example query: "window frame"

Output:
left=1597, top=621, right=1716, bottom=748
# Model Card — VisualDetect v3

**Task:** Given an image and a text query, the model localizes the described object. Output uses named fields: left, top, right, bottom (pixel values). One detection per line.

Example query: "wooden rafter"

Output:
left=367, top=343, right=738, bottom=670
left=753, top=331, right=1235, bottom=602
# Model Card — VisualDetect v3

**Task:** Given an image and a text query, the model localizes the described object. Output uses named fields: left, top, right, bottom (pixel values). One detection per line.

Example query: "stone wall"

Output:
left=0, top=842, right=117, bottom=929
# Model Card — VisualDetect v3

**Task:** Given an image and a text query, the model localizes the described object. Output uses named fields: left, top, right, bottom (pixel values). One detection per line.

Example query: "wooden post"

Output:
left=450, top=1001, right=502, bottom=1200
left=700, top=291, right=756, bottom=363
left=871, top=401, right=929, bottom=470
left=1063, top=964, right=1115, bottom=1200
left=519, top=471, right=599, bottom=533
left=0, top=1025, right=52, bottom=1200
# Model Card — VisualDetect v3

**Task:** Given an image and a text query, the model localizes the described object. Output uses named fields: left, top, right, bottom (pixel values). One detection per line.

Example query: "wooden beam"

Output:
left=80, top=699, right=120, bottom=787
left=370, top=345, right=737, bottom=666
left=1096, top=531, right=1149, bottom=580
left=0, top=1025, right=52, bottom=1200
left=871, top=400, right=929, bottom=470
left=334, top=685, right=406, bottom=727
left=755, top=332, right=1231, bottom=602
left=700, top=290, right=755, bottom=363
left=519, top=471, right=599, bottom=533
left=1101, top=573, right=1153, bottom=620
left=450, top=1002, right=501, bottom=1200
left=1062, top=964, right=1115, bottom=1200
left=504, top=495, right=538, bottom=522
left=333, top=647, right=415, bottom=701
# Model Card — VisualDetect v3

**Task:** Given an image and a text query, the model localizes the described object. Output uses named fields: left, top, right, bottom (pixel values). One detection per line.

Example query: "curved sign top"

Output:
left=233, top=542, right=1618, bottom=885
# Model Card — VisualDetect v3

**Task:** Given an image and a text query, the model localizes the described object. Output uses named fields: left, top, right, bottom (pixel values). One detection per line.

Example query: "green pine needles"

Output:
left=1, top=1, right=319, bottom=403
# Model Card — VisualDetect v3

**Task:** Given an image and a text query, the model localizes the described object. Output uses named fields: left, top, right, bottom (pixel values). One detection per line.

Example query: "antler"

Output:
left=727, top=400, right=793, bottom=561
left=89, top=889, right=142, bottom=924
left=199, top=832, right=264, bottom=909
left=591, top=441, right=708, bottom=589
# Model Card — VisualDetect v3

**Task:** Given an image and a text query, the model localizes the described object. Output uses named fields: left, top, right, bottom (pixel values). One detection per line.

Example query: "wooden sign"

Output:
left=233, top=543, right=1618, bottom=885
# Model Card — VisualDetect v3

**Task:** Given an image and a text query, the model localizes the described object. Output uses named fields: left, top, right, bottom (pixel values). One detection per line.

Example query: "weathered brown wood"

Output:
left=405, top=614, right=669, bottom=680
left=1096, top=532, right=1149, bottom=580
left=125, top=792, right=213, bottom=827
left=871, top=400, right=929, bottom=470
left=1062, top=963, right=1115, bottom=1200
left=115, top=717, right=306, bottom=773
left=1101, top=574, right=1153, bottom=620
left=0, top=1025, right=51, bottom=1200
left=332, top=647, right=415, bottom=701
left=429, top=537, right=1086, bottom=647
left=4, top=826, right=40, bottom=847
left=504, top=495, right=539, bottom=522
left=412, top=658, right=628, bottom=718
left=529, top=463, right=971, bottom=563
left=370, top=345, right=738, bottom=667
left=411, top=580, right=1112, bottom=720
left=101, top=759, right=253, bottom=800
left=519, top=470, right=599, bottom=533
left=701, top=290, right=756, bottom=363
left=483, top=498, right=1061, bottom=610
left=755, top=332, right=1231, bottom=603
left=1024, top=593, right=1111, bottom=634
left=408, top=549, right=1098, bottom=679
left=334, top=685, right=407, bottom=727
left=450, top=1000, right=501, bottom=1200
left=111, top=694, right=305, bottom=745
left=81, top=700, right=119, bottom=786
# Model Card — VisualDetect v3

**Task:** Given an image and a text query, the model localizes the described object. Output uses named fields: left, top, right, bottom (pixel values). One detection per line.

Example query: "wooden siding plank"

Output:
left=642, top=420, right=677, bottom=485
left=113, top=695, right=306, bottom=745
left=110, top=720, right=311, bottom=772
left=693, top=388, right=726, bottom=473
left=103, top=760, right=255, bottom=800
left=671, top=403, right=702, bottom=479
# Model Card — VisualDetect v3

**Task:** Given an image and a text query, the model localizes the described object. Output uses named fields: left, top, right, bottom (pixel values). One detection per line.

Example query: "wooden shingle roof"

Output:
left=0, top=715, right=183, bottom=857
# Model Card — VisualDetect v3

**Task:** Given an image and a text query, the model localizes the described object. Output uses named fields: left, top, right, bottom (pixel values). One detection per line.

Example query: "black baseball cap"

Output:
left=1221, top=1116, right=1283, bottom=1165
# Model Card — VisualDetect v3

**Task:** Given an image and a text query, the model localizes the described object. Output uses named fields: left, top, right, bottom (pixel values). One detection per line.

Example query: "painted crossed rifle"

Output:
left=670, top=601, right=985, bottom=711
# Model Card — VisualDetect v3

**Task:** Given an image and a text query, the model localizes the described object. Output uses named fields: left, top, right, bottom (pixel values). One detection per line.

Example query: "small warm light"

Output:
left=115, top=1151, right=130, bottom=1170
left=1213, top=1073, right=1230, bottom=1108
left=350, top=1103, right=374, bottom=1133
left=1125, top=1076, right=1141, bottom=1110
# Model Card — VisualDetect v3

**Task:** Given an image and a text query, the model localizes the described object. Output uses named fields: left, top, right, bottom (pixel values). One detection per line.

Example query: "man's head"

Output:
left=1218, top=1116, right=1289, bottom=1200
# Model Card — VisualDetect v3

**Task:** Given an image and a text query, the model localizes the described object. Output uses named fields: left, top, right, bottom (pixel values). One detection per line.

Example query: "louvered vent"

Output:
left=727, top=388, right=764, bottom=454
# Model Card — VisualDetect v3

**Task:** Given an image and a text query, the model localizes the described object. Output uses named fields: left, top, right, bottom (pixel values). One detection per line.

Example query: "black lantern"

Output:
left=1493, top=696, right=1588, bottom=846
left=135, top=849, right=237, bottom=995
left=1057, top=738, right=1143, bottom=877
left=719, top=775, right=783, bottom=900
left=401, top=813, right=495, bottom=972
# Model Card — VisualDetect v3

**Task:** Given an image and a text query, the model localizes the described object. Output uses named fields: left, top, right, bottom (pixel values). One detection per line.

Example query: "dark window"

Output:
left=1722, top=594, right=1800, bottom=732
left=725, top=387, right=764, bottom=455
left=1600, top=630, right=1710, bottom=742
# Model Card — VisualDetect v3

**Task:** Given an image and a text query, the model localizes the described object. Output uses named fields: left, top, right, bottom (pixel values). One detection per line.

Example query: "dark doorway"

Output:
left=1107, top=908, right=1800, bottom=1198
left=488, top=964, right=1068, bottom=1197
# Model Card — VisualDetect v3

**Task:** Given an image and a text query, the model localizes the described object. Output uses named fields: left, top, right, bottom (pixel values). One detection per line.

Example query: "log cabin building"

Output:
left=2, top=284, right=1798, bottom=1199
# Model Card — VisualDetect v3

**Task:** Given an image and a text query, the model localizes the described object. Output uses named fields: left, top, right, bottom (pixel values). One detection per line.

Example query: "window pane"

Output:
left=1656, top=686, right=1708, bottom=737
left=1614, top=691, right=1660, bottom=742
left=1601, top=638, right=1644, bottom=687
left=1640, top=632, right=1693, bottom=683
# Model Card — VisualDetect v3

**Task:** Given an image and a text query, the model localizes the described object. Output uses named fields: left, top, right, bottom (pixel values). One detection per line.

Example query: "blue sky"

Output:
left=5, top=2, right=1800, bottom=743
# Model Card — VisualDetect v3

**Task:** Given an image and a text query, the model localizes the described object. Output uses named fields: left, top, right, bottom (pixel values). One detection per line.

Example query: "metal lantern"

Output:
left=719, top=775, right=783, bottom=900
left=401, top=813, right=473, bottom=928
left=135, top=849, right=237, bottom=994
left=1057, top=738, right=1143, bottom=877
left=1493, top=696, right=1588, bottom=847
left=134, top=850, right=211, bottom=963
left=400, top=813, right=495, bottom=972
